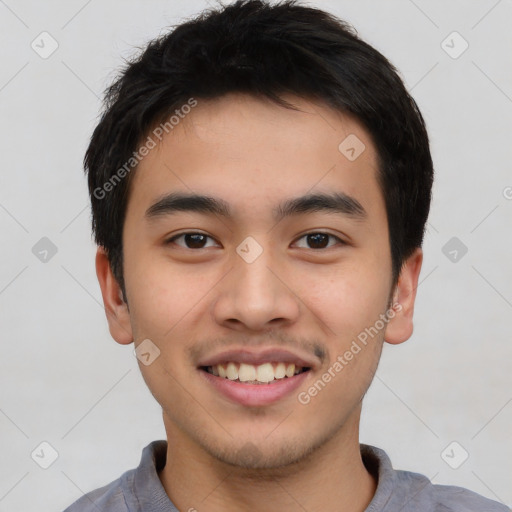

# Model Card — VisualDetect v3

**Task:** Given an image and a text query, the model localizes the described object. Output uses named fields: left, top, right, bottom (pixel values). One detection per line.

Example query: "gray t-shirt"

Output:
left=62, top=440, right=508, bottom=511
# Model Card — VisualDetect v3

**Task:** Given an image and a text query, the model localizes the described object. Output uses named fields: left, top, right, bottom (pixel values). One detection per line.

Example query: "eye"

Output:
left=165, top=231, right=345, bottom=250
left=165, top=232, right=219, bottom=249
left=293, top=232, right=345, bottom=250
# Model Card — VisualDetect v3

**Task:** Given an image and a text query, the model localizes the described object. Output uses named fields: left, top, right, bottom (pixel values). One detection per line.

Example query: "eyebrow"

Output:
left=145, top=191, right=367, bottom=223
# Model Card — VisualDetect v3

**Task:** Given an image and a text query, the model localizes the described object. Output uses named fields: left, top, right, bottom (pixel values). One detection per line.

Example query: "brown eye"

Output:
left=166, top=232, right=218, bottom=249
left=294, top=232, right=344, bottom=250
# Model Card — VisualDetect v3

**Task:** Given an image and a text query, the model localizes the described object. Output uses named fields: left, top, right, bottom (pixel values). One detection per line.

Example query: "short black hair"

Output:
left=85, top=0, right=434, bottom=297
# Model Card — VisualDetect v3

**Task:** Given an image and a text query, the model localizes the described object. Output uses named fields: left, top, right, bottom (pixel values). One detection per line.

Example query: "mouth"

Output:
left=197, top=348, right=318, bottom=406
left=198, top=356, right=314, bottom=406
left=200, top=362, right=311, bottom=384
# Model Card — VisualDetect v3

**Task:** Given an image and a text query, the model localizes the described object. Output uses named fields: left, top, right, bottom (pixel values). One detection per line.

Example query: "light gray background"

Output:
left=0, top=1, right=511, bottom=511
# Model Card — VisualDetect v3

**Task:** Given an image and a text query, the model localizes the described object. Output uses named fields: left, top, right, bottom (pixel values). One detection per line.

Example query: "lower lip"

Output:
left=199, top=368, right=311, bottom=407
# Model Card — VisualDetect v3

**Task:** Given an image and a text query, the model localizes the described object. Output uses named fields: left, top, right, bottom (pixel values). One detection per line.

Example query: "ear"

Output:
left=383, top=247, right=423, bottom=345
left=95, top=247, right=133, bottom=345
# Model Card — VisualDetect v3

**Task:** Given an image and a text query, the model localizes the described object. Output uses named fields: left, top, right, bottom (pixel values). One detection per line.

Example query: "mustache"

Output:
left=187, top=330, right=327, bottom=365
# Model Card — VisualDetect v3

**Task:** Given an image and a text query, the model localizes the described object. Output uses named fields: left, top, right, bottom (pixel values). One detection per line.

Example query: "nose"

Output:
left=211, top=240, right=301, bottom=332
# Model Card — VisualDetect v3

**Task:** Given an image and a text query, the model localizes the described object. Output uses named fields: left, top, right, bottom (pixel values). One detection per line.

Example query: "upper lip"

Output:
left=197, top=348, right=318, bottom=370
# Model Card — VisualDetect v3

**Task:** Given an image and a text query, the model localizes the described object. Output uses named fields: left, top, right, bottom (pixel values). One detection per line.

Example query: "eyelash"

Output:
left=165, top=231, right=346, bottom=250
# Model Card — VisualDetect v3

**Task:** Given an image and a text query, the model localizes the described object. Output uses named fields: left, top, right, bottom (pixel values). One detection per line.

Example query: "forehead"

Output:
left=127, top=93, right=384, bottom=225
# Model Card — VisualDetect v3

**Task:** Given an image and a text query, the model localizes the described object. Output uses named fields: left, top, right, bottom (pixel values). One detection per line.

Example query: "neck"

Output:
left=158, top=405, right=377, bottom=512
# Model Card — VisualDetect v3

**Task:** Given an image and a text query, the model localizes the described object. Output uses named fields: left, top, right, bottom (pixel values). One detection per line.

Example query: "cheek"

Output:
left=302, top=265, right=388, bottom=399
left=124, top=250, right=216, bottom=338
left=295, top=257, right=391, bottom=336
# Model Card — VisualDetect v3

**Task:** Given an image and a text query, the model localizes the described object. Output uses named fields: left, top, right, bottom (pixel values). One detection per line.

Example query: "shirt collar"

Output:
left=131, top=440, right=396, bottom=512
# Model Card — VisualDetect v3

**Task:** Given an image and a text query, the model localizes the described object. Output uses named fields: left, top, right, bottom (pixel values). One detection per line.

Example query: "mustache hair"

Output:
left=186, top=329, right=327, bottom=365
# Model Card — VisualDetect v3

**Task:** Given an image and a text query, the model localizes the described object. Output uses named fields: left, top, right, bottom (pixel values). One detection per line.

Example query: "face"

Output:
left=97, top=93, right=421, bottom=470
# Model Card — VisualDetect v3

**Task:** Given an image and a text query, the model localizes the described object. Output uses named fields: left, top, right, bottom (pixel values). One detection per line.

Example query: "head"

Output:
left=90, top=0, right=432, bottom=469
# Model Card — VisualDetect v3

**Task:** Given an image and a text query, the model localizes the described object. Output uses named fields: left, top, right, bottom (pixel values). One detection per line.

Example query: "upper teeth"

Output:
left=209, top=362, right=303, bottom=383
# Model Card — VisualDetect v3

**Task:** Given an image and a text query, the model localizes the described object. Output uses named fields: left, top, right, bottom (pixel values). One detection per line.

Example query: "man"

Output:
left=63, top=1, right=508, bottom=510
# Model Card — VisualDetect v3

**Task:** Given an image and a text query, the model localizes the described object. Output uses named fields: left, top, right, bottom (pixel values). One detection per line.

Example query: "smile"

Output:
left=199, top=363, right=312, bottom=406
left=201, top=362, right=311, bottom=384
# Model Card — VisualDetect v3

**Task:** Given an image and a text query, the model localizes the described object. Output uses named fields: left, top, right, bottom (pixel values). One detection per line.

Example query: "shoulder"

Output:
left=429, top=480, right=509, bottom=512
left=361, top=444, right=508, bottom=512
left=394, top=468, right=509, bottom=512
left=61, top=440, right=168, bottom=512
left=62, top=469, right=134, bottom=512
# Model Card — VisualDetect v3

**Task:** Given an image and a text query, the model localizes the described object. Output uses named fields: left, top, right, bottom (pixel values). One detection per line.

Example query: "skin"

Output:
left=96, top=93, right=423, bottom=512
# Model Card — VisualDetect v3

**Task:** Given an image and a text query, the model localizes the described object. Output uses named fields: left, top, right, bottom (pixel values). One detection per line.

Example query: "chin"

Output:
left=203, top=434, right=322, bottom=472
